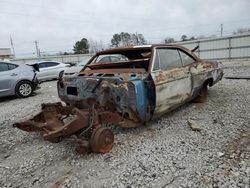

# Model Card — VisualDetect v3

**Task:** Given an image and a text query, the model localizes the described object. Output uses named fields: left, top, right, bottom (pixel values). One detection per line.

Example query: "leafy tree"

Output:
left=180, top=35, right=196, bottom=41
left=233, top=28, right=250, bottom=35
left=181, top=35, right=188, bottom=41
left=111, top=34, right=121, bottom=47
left=121, top=32, right=131, bottom=46
left=73, top=38, right=89, bottom=54
left=197, top=35, right=206, bottom=39
left=111, top=32, right=147, bottom=47
left=209, top=34, right=217, bottom=38
left=189, top=36, right=196, bottom=41
left=136, top=33, right=146, bottom=45
left=164, top=37, right=175, bottom=44
left=63, top=52, right=70, bottom=55
left=89, top=39, right=104, bottom=53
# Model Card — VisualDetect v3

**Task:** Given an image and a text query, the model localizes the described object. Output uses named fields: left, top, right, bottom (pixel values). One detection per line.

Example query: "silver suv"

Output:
left=0, top=61, right=39, bottom=98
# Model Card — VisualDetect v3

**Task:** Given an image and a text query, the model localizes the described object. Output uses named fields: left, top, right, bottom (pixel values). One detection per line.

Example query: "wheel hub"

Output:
left=19, top=83, right=32, bottom=96
left=90, top=126, right=114, bottom=153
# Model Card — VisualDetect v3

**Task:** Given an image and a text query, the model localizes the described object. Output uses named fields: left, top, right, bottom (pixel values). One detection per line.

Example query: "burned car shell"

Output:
left=58, top=45, right=223, bottom=127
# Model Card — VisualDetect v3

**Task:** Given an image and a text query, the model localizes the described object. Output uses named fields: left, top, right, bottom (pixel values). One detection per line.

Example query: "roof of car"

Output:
left=1, top=61, right=23, bottom=66
left=0, top=60, right=12, bottom=63
left=97, top=44, right=199, bottom=60
left=37, top=61, right=61, bottom=63
left=97, top=45, right=152, bottom=55
left=97, top=44, right=192, bottom=54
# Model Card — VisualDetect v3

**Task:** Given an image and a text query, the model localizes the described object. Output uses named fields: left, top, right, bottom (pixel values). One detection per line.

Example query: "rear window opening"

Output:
left=67, top=87, right=78, bottom=96
left=86, top=48, right=152, bottom=71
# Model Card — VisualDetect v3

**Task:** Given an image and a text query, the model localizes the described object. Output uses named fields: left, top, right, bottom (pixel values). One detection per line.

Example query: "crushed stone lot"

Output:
left=0, top=61, right=250, bottom=188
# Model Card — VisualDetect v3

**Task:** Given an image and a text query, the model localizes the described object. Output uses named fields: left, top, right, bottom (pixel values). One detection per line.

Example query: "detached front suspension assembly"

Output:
left=13, top=102, right=119, bottom=154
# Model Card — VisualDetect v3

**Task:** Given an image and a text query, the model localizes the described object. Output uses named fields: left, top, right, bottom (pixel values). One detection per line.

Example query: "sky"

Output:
left=0, top=0, right=250, bottom=57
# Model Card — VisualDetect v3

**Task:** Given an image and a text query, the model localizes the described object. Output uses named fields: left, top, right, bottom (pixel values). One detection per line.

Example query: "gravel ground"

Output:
left=0, top=61, right=250, bottom=188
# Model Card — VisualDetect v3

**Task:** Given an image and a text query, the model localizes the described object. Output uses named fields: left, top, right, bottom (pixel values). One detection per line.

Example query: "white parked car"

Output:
left=35, top=61, right=71, bottom=81
left=64, top=59, right=90, bottom=76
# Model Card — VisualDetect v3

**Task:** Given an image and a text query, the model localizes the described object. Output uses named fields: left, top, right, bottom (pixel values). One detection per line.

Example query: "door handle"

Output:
left=11, top=73, right=18, bottom=76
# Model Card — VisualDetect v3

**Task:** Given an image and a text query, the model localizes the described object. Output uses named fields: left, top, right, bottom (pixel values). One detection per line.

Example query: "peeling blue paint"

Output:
left=132, top=80, right=147, bottom=121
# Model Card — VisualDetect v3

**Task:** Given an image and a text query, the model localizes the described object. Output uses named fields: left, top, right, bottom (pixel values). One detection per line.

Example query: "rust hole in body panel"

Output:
left=67, top=87, right=78, bottom=96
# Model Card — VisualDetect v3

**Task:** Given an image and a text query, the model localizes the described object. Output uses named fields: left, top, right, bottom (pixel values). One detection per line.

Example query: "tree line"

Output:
left=72, top=32, right=147, bottom=54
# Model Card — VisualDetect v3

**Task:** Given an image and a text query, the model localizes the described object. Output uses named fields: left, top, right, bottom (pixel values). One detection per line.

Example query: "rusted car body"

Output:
left=14, top=45, right=223, bottom=154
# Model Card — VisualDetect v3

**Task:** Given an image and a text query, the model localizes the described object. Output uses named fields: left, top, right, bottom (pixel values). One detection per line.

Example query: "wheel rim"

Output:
left=19, top=83, right=32, bottom=96
left=90, top=127, right=114, bottom=153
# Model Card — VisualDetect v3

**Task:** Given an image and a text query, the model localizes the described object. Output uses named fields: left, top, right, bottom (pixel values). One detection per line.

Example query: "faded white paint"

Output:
left=151, top=67, right=192, bottom=117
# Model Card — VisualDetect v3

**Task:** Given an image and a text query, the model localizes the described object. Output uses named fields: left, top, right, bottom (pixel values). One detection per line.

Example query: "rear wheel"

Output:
left=194, top=85, right=208, bottom=103
left=15, top=81, right=34, bottom=98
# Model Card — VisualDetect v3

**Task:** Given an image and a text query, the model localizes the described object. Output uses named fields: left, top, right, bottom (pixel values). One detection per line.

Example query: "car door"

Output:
left=178, top=49, right=201, bottom=96
left=37, top=62, right=60, bottom=80
left=0, top=62, right=19, bottom=96
left=45, top=62, right=61, bottom=78
left=151, top=47, right=192, bottom=117
left=37, top=62, right=48, bottom=80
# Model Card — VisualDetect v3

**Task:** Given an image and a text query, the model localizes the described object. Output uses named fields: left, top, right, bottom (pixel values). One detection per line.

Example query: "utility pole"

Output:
left=10, top=35, right=16, bottom=57
left=34, top=40, right=40, bottom=57
left=220, top=24, right=223, bottom=37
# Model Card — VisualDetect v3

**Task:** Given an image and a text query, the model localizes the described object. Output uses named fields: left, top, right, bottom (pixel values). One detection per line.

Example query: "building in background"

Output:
left=0, top=48, right=12, bottom=60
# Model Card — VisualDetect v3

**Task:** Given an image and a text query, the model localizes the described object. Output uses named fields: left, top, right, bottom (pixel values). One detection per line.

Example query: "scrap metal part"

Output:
left=90, top=126, right=114, bottom=153
left=13, top=102, right=115, bottom=154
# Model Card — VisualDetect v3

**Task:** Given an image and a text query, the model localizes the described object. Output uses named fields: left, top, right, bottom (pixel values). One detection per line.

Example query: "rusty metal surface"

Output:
left=14, top=103, right=90, bottom=142
left=99, top=112, right=123, bottom=125
left=81, top=68, right=147, bottom=74
left=61, top=44, right=222, bottom=130
left=90, top=126, right=114, bottom=153
left=75, top=139, right=90, bottom=154
left=87, top=58, right=150, bottom=69
left=14, top=102, right=119, bottom=154
left=58, top=75, right=149, bottom=125
left=43, top=108, right=90, bottom=141
left=193, top=85, right=208, bottom=103
left=150, top=46, right=222, bottom=117
left=151, top=66, right=192, bottom=117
